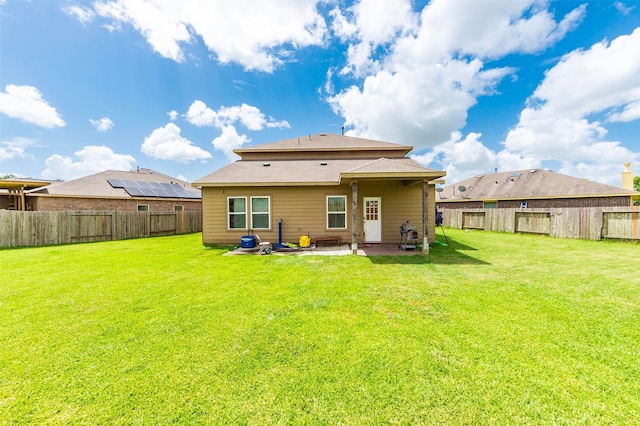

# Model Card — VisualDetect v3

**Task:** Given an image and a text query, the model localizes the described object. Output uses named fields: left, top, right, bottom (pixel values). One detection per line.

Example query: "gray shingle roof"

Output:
left=234, top=133, right=412, bottom=154
left=28, top=169, right=200, bottom=199
left=193, top=158, right=444, bottom=186
left=437, top=169, right=639, bottom=201
left=344, top=158, right=435, bottom=174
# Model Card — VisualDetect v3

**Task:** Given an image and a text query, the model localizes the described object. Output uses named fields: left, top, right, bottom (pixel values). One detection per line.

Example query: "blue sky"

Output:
left=1, top=0, right=639, bottom=187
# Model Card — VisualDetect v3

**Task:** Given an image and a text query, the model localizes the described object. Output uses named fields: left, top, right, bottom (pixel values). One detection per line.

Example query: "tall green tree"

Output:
left=634, top=176, right=640, bottom=205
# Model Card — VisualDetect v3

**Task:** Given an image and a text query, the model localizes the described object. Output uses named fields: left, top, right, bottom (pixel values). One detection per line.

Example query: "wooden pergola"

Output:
left=0, top=179, right=51, bottom=211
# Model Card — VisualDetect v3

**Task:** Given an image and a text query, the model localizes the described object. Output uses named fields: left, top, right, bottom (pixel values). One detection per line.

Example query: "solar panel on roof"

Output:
left=125, top=187, right=145, bottom=196
left=108, top=179, right=199, bottom=199
left=107, top=178, right=125, bottom=188
left=139, top=188, right=157, bottom=197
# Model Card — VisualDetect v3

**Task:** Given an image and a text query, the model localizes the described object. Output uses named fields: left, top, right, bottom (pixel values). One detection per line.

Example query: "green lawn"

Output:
left=1, top=230, right=639, bottom=424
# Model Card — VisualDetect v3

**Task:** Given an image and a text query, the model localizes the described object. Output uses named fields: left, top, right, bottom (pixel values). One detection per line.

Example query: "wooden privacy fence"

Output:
left=0, top=210, right=202, bottom=248
left=442, top=207, right=639, bottom=241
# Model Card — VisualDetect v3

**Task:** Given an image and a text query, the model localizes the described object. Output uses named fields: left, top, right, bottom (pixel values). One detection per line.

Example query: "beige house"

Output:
left=193, top=133, right=446, bottom=253
left=23, top=168, right=201, bottom=212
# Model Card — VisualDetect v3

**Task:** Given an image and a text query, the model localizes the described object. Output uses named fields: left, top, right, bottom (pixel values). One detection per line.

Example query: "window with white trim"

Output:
left=137, top=204, right=149, bottom=212
left=251, top=196, right=271, bottom=229
left=228, top=197, right=247, bottom=229
left=327, top=196, right=347, bottom=229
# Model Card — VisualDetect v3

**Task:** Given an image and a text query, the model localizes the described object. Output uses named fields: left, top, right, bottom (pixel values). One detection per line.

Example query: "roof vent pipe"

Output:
left=342, top=126, right=345, bottom=135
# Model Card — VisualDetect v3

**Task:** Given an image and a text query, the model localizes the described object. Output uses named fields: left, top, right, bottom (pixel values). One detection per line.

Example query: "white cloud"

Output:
left=405, top=1, right=585, bottom=61
left=217, top=104, right=290, bottom=130
left=78, top=0, right=327, bottom=72
left=93, top=0, right=191, bottom=62
left=89, top=117, right=114, bottom=132
left=323, top=0, right=638, bottom=186
left=186, top=99, right=291, bottom=131
left=330, top=61, right=513, bottom=148
left=141, top=123, right=212, bottom=163
left=64, top=5, right=95, bottom=24
left=503, top=28, right=640, bottom=185
left=0, top=84, right=65, bottom=128
left=183, top=99, right=289, bottom=160
left=327, top=0, right=582, bottom=150
left=495, top=150, right=541, bottom=174
left=614, top=1, right=635, bottom=15
left=331, top=0, right=418, bottom=77
left=0, top=137, right=35, bottom=162
left=167, top=110, right=179, bottom=121
left=608, top=100, right=640, bottom=123
left=558, top=158, right=634, bottom=186
left=329, top=7, right=358, bottom=41
left=412, top=131, right=546, bottom=185
left=42, top=146, right=136, bottom=180
left=529, top=28, right=640, bottom=123
left=212, top=125, right=249, bottom=160
left=185, top=100, right=218, bottom=127
left=412, top=132, right=498, bottom=184
left=219, top=105, right=262, bottom=130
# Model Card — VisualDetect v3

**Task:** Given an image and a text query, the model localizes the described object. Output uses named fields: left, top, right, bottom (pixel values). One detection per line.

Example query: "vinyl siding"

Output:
left=239, top=149, right=408, bottom=161
left=202, top=181, right=438, bottom=245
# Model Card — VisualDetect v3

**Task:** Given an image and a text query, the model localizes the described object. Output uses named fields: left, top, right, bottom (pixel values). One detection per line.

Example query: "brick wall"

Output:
left=438, top=200, right=482, bottom=209
left=439, top=196, right=631, bottom=209
left=497, top=197, right=631, bottom=208
left=30, top=196, right=202, bottom=212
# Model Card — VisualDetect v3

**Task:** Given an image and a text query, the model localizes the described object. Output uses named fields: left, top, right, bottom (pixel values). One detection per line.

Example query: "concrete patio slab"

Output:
left=225, top=243, right=426, bottom=256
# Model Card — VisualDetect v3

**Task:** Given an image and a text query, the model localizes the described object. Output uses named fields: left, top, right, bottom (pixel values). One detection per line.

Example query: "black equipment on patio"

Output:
left=399, top=221, right=419, bottom=250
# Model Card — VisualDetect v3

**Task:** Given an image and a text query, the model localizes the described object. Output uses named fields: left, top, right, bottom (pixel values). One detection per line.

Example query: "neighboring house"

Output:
left=0, top=178, right=53, bottom=211
left=23, top=168, right=201, bottom=212
left=436, top=168, right=640, bottom=209
left=192, top=133, right=446, bottom=252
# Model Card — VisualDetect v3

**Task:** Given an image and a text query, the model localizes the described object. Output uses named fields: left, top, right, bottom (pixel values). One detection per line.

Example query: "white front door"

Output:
left=363, top=197, right=382, bottom=242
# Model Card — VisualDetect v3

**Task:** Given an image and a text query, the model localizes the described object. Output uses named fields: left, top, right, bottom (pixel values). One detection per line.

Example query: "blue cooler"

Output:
left=241, top=236, right=256, bottom=248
